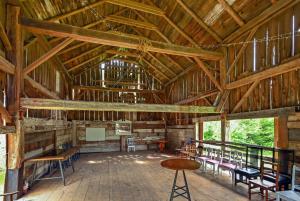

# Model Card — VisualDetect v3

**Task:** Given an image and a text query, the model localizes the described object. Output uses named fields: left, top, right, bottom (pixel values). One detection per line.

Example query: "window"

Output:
left=228, top=118, right=274, bottom=147
left=55, top=71, right=60, bottom=93
left=203, top=121, right=221, bottom=140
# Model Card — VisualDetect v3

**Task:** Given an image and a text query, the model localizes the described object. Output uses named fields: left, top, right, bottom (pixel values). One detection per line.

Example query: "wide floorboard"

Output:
left=18, top=152, right=267, bottom=201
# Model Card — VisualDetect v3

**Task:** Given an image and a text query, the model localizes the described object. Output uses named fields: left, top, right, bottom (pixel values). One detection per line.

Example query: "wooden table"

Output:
left=26, top=147, right=79, bottom=186
left=161, top=159, right=200, bottom=201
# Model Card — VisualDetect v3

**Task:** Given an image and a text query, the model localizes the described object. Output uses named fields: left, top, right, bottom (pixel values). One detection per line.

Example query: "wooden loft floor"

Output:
left=18, top=152, right=257, bottom=201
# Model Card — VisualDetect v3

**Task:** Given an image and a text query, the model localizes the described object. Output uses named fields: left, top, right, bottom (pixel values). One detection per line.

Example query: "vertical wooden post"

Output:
left=72, top=120, right=77, bottom=146
left=274, top=114, right=288, bottom=148
left=5, top=4, right=24, bottom=198
left=221, top=114, right=228, bottom=142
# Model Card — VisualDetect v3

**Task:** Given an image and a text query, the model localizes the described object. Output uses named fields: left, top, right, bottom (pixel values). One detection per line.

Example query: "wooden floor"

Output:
left=18, top=152, right=269, bottom=201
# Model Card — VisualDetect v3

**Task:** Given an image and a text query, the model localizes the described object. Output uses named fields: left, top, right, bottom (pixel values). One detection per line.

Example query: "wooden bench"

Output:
left=26, top=146, right=80, bottom=186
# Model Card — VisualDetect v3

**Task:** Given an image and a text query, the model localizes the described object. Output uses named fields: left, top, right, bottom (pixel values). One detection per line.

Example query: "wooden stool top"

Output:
left=161, top=159, right=200, bottom=170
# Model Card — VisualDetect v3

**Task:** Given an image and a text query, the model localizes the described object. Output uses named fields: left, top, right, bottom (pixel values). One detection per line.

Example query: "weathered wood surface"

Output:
left=18, top=152, right=249, bottom=201
left=20, top=17, right=223, bottom=60
left=21, top=98, right=218, bottom=114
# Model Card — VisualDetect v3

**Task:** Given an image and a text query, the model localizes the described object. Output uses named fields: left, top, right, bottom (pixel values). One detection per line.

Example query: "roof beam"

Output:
left=175, top=89, right=219, bottom=105
left=21, top=17, right=223, bottom=60
left=68, top=52, right=107, bottom=72
left=23, top=38, right=74, bottom=75
left=225, top=0, right=300, bottom=42
left=105, top=0, right=165, bottom=16
left=0, top=55, right=15, bottom=74
left=63, top=45, right=104, bottom=65
left=175, top=0, right=222, bottom=42
left=141, top=57, right=171, bottom=80
left=216, top=0, right=245, bottom=26
left=47, top=0, right=106, bottom=22
left=226, top=57, right=300, bottom=89
left=21, top=98, right=218, bottom=114
left=105, top=15, right=157, bottom=30
left=25, top=76, right=60, bottom=99
left=74, top=85, right=163, bottom=94
left=147, top=52, right=177, bottom=76
left=165, top=65, right=195, bottom=86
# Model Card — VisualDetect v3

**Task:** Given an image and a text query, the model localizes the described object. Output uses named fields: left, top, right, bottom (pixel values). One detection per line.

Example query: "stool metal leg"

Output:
left=182, top=170, right=191, bottom=201
left=170, top=170, right=178, bottom=201
left=169, top=170, right=191, bottom=201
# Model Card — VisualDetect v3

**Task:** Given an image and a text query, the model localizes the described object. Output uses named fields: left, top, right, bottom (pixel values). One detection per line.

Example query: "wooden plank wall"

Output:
left=23, top=118, right=72, bottom=184
left=227, top=4, right=300, bottom=113
left=75, top=120, right=166, bottom=153
left=166, top=125, right=195, bottom=151
left=287, top=113, right=300, bottom=161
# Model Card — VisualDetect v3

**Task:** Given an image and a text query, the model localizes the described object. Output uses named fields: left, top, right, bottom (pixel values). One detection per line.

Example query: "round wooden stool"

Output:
left=161, top=159, right=200, bottom=201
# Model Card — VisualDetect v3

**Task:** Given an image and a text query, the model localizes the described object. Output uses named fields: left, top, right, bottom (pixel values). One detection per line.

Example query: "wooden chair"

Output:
left=276, top=164, right=300, bottom=201
left=127, top=137, right=135, bottom=152
left=196, top=146, right=212, bottom=172
left=205, top=148, right=221, bottom=175
left=249, top=160, right=289, bottom=200
left=0, top=191, right=18, bottom=201
left=218, top=150, right=243, bottom=183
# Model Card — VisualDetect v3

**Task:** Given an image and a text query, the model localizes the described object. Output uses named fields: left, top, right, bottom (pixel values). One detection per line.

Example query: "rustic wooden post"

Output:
left=5, top=3, right=24, bottom=199
left=274, top=114, right=288, bottom=148
left=220, top=114, right=228, bottom=149
left=72, top=120, right=77, bottom=146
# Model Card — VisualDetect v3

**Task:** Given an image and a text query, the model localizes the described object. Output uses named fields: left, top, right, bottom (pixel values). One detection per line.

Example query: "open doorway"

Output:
left=0, top=134, right=6, bottom=199
left=203, top=121, right=221, bottom=141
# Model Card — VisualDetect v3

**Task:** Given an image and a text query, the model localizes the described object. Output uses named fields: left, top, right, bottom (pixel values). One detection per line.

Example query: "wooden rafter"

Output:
left=23, top=38, right=74, bottom=75
left=21, top=17, right=223, bottom=60
left=231, top=80, right=260, bottom=113
left=74, top=85, right=163, bottom=94
left=0, top=55, right=15, bottom=74
left=105, top=15, right=157, bottom=30
left=68, top=52, right=107, bottom=72
left=175, top=0, right=222, bottom=42
left=175, top=89, right=219, bottom=105
left=164, top=55, right=184, bottom=71
left=25, top=76, right=60, bottom=99
left=216, top=0, right=244, bottom=26
left=226, top=57, right=300, bottom=89
left=21, top=98, right=218, bottom=114
left=194, top=57, right=222, bottom=91
left=0, top=21, right=12, bottom=51
left=140, top=57, right=170, bottom=80
left=63, top=45, right=105, bottom=65
left=47, top=0, right=106, bottom=22
left=105, top=0, right=165, bottom=16
left=165, top=65, right=195, bottom=86
left=105, top=49, right=139, bottom=58
left=147, top=52, right=176, bottom=76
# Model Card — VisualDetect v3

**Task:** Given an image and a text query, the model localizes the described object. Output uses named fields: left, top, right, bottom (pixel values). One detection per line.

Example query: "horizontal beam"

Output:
left=175, top=89, right=219, bottom=105
left=21, top=17, right=223, bottom=60
left=226, top=57, right=300, bottom=89
left=73, top=85, right=163, bottom=94
left=21, top=98, right=218, bottom=113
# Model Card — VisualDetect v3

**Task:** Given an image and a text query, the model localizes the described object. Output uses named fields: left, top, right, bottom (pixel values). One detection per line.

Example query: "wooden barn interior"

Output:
left=1, top=0, right=300, bottom=200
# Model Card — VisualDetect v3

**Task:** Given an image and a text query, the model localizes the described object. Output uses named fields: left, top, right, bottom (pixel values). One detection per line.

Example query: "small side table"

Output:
left=161, top=159, right=200, bottom=201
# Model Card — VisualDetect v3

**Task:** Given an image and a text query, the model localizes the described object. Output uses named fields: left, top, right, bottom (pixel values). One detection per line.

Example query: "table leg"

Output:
left=58, top=160, right=65, bottom=186
left=169, top=170, right=178, bottom=201
left=182, top=170, right=191, bottom=201
left=265, top=189, right=268, bottom=201
left=69, top=157, right=75, bottom=172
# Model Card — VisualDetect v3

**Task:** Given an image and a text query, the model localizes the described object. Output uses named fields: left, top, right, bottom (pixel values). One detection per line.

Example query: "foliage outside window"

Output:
left=229, top=118, right=274, bottom=147
left=203, top=121, right=221, bottom=140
